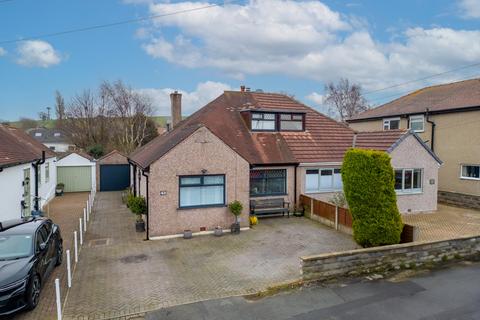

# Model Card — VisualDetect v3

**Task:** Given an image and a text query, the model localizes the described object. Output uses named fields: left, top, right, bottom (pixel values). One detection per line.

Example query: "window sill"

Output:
left=395, top=191, right=423, bottom=196
left=460, top=177, right=480, bottom=181
left=250, top=193, right=287, bottom=198
left=177, top=204, right=226, bottom=210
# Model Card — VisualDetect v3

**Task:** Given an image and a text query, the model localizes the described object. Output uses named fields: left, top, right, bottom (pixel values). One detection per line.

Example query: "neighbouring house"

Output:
left=347, top=78, right=480, bottom=209
left=96, top=150, right=130, bottom=192
left=129, top=89, right=442, bottom=238
left=56, top=152, right=96, bottom=192
left=27, top=127, right=76, bottom=152
left=0, top=124, right=57, bottom=221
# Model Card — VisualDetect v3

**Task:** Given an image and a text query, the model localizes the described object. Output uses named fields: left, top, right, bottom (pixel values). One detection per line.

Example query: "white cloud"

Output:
left=459, top=0, right=480, bottom=19
left=137, top=81, right=231, bottom=115
left=0, top=47, right=6, bottom=56
left=16, top=40, right=62, bottom=68
left=131, top=0, right=480, bottom=91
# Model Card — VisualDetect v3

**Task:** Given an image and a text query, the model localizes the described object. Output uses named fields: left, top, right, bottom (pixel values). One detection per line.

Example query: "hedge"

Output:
left=341, top=149, right=403, bottom=247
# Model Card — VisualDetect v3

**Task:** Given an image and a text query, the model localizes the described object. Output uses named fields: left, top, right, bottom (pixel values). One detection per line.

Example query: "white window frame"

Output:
left=409, top=115, right=425, bottom=132
left=395, top=168, right=423, bottom=194
left=460, top=164, right=480, bottom=181
left=305, top=168, right=342, bottom=193
left=383, top=117, right=400, bottom=131
left=35, top=132, right=42, bottom=137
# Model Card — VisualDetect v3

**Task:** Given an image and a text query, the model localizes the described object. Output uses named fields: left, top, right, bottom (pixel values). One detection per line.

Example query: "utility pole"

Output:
left=47, top=106, right=51, bottom=120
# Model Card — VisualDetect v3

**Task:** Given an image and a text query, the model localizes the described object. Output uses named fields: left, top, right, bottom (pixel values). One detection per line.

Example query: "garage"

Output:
left=97, top=150, right=131, bottom=192
left=57, top=166, right=92, bottom=192
left=56, top=152, right=96, bottom=193
left=99, top=164, right=130, bottom=191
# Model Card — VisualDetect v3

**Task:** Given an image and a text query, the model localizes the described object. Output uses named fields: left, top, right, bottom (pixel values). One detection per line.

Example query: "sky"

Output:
left=0, top=0, right=480, bottom=121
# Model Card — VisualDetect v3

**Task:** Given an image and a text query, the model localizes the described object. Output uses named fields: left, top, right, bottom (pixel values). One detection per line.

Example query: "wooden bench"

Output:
left=250, top=198, right=290, bottom=218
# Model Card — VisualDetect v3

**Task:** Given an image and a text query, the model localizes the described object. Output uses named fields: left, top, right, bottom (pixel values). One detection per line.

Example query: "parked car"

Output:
left=0, top=217, right=63, bottom=316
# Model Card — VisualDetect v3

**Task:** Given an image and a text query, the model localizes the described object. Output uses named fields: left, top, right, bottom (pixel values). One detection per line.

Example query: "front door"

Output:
left=23, top=168, right=31, bottom=217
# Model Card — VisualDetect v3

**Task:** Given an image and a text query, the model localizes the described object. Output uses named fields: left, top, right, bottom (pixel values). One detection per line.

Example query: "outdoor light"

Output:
left=201, top=169, right=208, bottom=174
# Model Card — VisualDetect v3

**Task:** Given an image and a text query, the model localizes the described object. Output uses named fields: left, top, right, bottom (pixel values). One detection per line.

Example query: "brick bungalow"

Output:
left=129, top=89, right=442, bottom=239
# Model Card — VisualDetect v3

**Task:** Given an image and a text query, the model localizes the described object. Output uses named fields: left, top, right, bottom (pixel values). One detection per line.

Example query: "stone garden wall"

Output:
left=302, top=235, right=480, bottom=281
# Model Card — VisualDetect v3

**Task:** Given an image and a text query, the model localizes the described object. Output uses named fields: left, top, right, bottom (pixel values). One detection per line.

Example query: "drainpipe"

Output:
left=142, top=169, right=150, bottom=241
left=128, top=160, right=137, bottom=196
left=32, top=151, right=46, bottom=211
left=293, top=164, right=298, bottom=210
left=425, top=108, right=436, bottom=152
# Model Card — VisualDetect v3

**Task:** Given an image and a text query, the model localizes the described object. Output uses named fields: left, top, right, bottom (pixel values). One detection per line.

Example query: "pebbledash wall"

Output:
left=148, top=126, right=250, bottom=237
left=302, top=235, right=480, bottom=281
left=389, top=134, right=440, bottom=213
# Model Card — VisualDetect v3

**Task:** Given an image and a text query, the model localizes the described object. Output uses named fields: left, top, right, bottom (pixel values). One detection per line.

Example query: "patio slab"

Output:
left=403, top=204, right=480, bottom=241
left=62, top=191, right=357, bottom=319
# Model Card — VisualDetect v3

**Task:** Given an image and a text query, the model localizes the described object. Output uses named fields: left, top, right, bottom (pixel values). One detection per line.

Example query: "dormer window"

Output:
left=250, top=111, right=305, bottom=132
left=280, top=113, right=303, bottom=131
left=54, top=132, right=61, bottom=137
left=252, top=113, right=276, bottom=131
left=35, top=132, right=42, bottom=137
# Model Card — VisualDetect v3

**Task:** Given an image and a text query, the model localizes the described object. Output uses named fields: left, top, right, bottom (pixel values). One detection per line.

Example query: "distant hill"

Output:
left=6, top=116, right=171, bottom=130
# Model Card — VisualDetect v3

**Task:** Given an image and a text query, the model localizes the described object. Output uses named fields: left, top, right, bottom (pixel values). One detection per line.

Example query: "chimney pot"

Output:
left=170, top=91, right=182, bottom=129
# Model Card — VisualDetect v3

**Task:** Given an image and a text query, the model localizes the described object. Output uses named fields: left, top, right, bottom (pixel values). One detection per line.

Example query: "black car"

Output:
left=0, top=217, right=63, bottom=316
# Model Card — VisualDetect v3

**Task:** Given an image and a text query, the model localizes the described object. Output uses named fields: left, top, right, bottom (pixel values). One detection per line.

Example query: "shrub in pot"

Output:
left=214, top=226, right=223, bottom=237
left=129, top=196, right=147, bottom=232
left=55, top=183, right=65, bottom=196
left=228, top=200, right=243, bottom=234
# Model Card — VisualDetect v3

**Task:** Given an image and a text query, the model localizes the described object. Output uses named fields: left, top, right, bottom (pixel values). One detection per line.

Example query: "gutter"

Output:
left=425, top=108, right=436, bottom=152
left=142, top=168, right=150, bottom=241
left=32, top=151, right=46, bottom=212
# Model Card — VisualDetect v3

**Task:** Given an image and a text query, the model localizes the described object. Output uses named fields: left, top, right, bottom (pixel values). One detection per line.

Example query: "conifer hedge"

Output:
left=341, top=149, right=403, bottom=247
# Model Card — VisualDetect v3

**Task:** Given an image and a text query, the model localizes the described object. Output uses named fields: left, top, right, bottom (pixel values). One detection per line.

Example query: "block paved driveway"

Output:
left=402, top=204, right=480, bottom=241
left=62, top=191, right=357, bottom=319
left=11, top=192, right=89, bottom=320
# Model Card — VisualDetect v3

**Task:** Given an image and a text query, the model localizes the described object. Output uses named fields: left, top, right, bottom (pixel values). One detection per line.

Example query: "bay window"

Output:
left=461, top=165, right=480, bottom=180
left=305, top=168, right=342, bottom=192
left=179, top=175, right=225, bottom=208
left=395, top=169, right=422, bottom=193
left=250, top=169, right=286, bottom=196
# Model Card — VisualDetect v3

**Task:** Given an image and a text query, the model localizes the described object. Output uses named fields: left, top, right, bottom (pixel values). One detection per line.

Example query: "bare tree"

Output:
left=101, top=80, right=156, bottom=154
left=55, top=90, right=66, bottom=120
left=61, top=80, right=158, bottom=156
left=324, top=78, right=368, bottom=122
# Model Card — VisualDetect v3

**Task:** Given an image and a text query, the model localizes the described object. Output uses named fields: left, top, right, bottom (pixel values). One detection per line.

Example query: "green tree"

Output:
left=341, top=149, right=403, bottom=247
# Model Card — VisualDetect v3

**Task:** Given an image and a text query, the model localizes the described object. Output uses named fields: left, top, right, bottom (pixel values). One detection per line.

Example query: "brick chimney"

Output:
left=170, top=91, right=182, bottom=129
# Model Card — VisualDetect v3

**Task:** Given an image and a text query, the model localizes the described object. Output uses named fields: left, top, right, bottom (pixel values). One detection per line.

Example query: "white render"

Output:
left=44, top=142, right=73, bottom=152
left=56, top=153, right=96, bottom=191
left=0, top=156, right=57, bottom=221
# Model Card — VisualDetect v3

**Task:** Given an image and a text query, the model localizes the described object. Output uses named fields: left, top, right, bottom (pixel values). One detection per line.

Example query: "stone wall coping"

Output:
left=301, top=234, right=480, bottom=262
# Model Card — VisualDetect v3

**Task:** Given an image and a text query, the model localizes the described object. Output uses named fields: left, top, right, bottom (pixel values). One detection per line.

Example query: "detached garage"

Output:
left=56, top=152, right=96, bottom=192
left=97, top=150, right=130, bottom=191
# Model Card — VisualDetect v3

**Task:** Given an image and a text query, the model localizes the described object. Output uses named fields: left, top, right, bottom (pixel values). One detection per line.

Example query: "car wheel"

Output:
left=25, top=274, right=41, bottom=310
left=55, top=241, right=63, bottom=266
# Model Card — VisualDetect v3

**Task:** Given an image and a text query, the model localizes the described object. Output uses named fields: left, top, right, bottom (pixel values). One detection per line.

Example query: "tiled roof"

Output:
left=57, top=151, right=95, bottom=161
left=349, top=78, right=480, bottom=121
left=27, top=127, right=72, bottom=143
left=130, top=91, right=422, bottom=168
left=0, top=125, right=56, bottom=168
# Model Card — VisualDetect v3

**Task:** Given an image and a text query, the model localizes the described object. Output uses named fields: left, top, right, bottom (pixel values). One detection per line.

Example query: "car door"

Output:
left=43, top=221, right=57, bottom=270
left=35, top=226, right=49, bottom=278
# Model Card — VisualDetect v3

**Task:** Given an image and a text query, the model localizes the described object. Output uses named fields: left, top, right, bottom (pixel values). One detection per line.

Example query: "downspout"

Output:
left=32, top=151, right=46, bottom=211
left=425, top=108, right=436, bottom=152
left=128, top=160, right=137, bottom=196
left=293, top=164, right=298, bottom=210
left=142, top=168, right=150, bottom=241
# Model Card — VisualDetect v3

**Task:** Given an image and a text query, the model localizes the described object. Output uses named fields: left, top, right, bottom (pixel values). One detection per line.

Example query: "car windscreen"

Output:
left=0, top=234, right=33, bottom=260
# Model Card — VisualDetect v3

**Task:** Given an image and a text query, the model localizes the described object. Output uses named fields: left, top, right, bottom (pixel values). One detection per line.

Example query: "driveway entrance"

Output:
left=63, top=191, right=357, bottom=320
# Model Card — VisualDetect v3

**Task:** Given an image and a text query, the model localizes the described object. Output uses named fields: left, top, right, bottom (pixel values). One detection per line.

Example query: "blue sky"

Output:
left=0, top=0, right=479, bottom=120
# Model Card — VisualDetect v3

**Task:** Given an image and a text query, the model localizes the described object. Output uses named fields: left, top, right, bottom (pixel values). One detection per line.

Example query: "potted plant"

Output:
left=228, top=200, right=243, bottom=234
left=128, top=196, right=147, bottom=232
left=214, top=226, right=223, bottom=237
left=55, top=183, right=65, bottom=196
